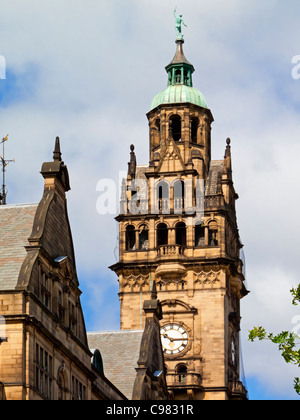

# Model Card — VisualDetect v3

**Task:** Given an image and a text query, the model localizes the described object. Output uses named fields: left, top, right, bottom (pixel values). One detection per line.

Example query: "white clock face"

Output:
left=160, top=324, right=189, bottom=355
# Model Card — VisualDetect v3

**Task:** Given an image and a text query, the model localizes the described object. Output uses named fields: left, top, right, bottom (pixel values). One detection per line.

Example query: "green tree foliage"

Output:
left=248, top=287, right=300, bottom=396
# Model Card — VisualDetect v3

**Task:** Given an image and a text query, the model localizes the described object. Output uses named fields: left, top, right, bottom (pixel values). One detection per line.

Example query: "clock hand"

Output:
left=162, top=333, right=187, bottom=342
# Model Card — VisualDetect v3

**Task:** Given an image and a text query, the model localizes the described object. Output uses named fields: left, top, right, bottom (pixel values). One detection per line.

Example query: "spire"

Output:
left=165, top=39, right=195, bottom=87
left=41, top=136, right=70, bottom=193
left=53, top=136, right=62, bottom=162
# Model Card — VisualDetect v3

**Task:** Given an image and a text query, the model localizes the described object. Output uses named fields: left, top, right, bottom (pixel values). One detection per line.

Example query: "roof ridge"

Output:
left=0, top=203, right=38, bottom=209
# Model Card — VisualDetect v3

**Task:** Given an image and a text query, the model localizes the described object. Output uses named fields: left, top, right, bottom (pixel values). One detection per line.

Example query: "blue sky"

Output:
left=0, top=0, right=300, bottom=400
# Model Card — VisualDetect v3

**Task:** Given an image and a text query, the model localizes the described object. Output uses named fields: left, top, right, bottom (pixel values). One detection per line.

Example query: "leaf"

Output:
left=248, top=327, right=267, bottom=342
left=294, top=378, right=300, bottom=396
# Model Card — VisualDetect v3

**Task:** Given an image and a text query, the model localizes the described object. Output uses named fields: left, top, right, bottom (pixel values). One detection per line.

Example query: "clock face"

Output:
left=160, top=324, right=189, bottom=355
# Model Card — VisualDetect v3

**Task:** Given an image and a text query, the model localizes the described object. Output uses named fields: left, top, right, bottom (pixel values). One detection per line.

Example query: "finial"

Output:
left=53, top=136, right=62, bottom=162
left=225, top=138, right=231, bottom=158
left=151, top=280, right=158, bottom=300
left=128, top=144, right=137, bottom=179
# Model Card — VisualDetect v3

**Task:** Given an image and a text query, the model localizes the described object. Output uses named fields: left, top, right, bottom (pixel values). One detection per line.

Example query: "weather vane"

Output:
left=0, top=135, right=15, bottom=205
left=174, top=7, right=187, bottom=40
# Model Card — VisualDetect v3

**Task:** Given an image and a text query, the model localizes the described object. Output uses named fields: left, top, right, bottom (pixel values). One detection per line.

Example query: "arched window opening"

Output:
left=139, top=225, right=149, bottom=250
left=173, top=180, right=185, bottom=213
left=157, top=223, right=168, bottom=247
left=126, top=225, right=136, bottom=251
left=157, top=181, right=170, bottom=213
left=184, top=70, right=189, bottom=85
left=175, top=69, right=181, bottom=84
left=208, top=221, right=218, bottom=247
left=195, top=223, right=205, bottom=247
left=169, top=115, right=182, bottom=141
left=191, top=117, right=199, bottom=143
left=177, top=365, right=188, bottom=383
left=92, top=349, right=104, bottom=376
left=175, top=222, right=186, bottom=247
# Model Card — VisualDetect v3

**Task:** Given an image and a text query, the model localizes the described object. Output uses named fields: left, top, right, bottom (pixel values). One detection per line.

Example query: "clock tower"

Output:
left=110, top=34, right=249, bottom=401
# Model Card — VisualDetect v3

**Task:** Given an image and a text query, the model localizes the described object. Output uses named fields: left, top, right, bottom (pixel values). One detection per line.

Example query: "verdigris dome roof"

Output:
left=151, top=84, right=208, bottom=111
left=150, top=38, right=208, bottom=111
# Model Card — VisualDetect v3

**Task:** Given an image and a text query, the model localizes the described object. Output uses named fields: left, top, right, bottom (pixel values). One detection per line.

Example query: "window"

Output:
left=126, top=225, right=136, bottom=251
left=169, top=115, right=181, bottom=141
left=175, top=222, right=186, bottom=247
left=175, top=69, right=181, bottom=84
left=208, top=221, right=218, bottom=246
left=157, top=181, right=170, bottom=213
left=173, top=180, right=185, bottom=213
left=35, top=344, right=53, bottom=400
left=191, top=117, right=199, bottom=143
left=72, top=376, right=86, bottom=401
left=195, top=223, right=205, bottom=247
left=139, top=225, right=149, bottom=250
left=40, top=270, right=51, bottom=309
left=157, top=223, right=168, bottom=247
left=177, top=365, right=188, bottom=383
left=58, top=290, right=65, bottom=323
left=69, top=301, right=77, bottom=334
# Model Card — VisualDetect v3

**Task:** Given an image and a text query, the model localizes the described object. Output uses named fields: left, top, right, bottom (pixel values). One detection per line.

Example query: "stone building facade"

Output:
left=0, top=138, right=126, bottom=400
left=110, top=38, right=249, bottom=400
left=0, top=138, right=167, bottom=400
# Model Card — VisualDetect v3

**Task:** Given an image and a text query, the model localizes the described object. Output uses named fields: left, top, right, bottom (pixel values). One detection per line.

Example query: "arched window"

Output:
left=175, top=69, right=181, bottom=84
left=208, top=221, right=218, bottom=247
left=92, top=349, right=104, bottom=375
left=175, top=222, right=186, bottom=247
left=195, top=223, right=205, bottom=247
left=157, top=181, right=170, bottom=213
left=139, top=225, right=149, bottom=250
left=177, top=365, right=188, bottom=383
left=169, top=115, right=181, bottom=141
left=157, top=223, right=168, bottom=247
left=126, top=225, right=136, bottom=251
left=173, top=180, right=185, bottom=213
left=184, top=70, right=189, bottom=85
left=191, top=117, right=199, bottom=143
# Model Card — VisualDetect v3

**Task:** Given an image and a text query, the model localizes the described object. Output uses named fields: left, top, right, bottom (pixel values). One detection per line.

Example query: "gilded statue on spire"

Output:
left=174, top=7, right=187, bottom=40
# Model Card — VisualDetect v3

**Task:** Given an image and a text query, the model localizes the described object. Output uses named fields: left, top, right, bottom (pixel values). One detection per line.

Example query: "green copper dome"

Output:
left=150, top=38, right=208, bottom=111
left=151, top=84, right=208, bottom=110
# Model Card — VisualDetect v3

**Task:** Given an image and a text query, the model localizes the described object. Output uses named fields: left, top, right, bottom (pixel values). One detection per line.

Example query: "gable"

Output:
left=157, top=138, right=186, bottom=173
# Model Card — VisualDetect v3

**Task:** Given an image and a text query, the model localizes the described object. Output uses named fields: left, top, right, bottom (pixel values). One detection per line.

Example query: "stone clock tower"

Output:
left=110, top=35, right=249, bottom=401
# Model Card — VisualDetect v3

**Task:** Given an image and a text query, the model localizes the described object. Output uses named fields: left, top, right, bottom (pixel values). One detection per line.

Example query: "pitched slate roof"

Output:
left=87, top=330, right=143, bottom=400
left=0, top=204, right=38, bottom=290
left=205, top=160, right=224, bottom=195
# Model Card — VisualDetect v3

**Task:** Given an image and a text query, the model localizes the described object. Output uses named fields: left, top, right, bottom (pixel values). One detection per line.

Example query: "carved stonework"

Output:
left=121, top=274, right=149, bottom=292
left=193, top=270, right=221, bottom=288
